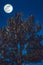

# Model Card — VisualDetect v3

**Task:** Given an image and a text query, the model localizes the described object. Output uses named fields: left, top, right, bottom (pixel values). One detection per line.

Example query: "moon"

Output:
left=4, top=4, right=13, bottom=13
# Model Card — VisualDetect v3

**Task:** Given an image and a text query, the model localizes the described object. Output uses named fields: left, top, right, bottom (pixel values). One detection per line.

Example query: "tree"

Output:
left=0, top=13, right=43, bottom=65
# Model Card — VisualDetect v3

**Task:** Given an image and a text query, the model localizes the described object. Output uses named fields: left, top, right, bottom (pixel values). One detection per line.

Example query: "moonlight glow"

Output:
left=4, top=4, right=13, bottom=13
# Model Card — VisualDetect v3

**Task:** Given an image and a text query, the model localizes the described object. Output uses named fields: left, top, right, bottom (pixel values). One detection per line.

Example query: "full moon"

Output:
left=4, top=4, right=13, bottom=13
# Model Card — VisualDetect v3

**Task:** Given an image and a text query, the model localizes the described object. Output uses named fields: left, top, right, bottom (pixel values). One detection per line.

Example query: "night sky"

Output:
left=0, top=0, right=43, bottom=65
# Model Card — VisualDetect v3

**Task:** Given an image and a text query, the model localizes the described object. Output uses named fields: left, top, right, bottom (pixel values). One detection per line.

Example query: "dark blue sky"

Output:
left=0, top=0, right=43, bottom=27
left=0, top=0, right=43, bottom=64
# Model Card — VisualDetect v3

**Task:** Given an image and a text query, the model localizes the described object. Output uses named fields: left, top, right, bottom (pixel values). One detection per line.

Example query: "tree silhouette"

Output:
left=0, top=13, right=43, bottom=65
